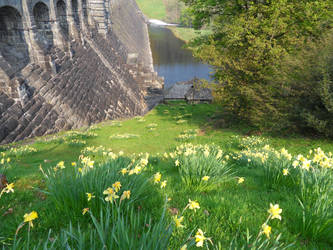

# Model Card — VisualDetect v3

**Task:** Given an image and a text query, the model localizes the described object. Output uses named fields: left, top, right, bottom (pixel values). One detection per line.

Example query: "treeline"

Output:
left=181, top=0, right=333, bottom=137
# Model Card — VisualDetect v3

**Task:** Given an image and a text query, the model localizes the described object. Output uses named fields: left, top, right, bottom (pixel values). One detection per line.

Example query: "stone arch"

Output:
left=33, top=2, right=54, bottom=51
left=71, top=0, right=79, bottom=27
left=56, top=0, right=68, bottom=38
left=0, top=6, right=29, bottom=70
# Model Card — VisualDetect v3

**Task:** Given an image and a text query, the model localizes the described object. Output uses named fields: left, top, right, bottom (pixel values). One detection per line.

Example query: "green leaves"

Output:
left=182, top=0, right=333, bottom=132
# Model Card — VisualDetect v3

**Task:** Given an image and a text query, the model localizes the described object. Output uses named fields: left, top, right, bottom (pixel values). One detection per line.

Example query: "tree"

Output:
left=182, top=0, right=333, bottom=130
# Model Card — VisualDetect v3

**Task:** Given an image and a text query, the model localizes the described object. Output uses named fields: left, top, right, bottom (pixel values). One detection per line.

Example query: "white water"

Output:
left=148, top=19, right=178, bottom=26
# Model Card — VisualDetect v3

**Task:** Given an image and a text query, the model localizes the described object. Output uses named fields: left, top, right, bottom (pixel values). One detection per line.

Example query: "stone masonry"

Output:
left=0, top=0, right=163, bottom=144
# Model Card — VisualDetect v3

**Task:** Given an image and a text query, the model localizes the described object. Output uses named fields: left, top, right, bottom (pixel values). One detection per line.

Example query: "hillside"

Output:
left=1, top=101, right=333, bottom=248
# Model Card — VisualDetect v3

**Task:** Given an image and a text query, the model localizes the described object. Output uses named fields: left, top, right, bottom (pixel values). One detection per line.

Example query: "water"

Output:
left=148, top=25, right=212, bottom=89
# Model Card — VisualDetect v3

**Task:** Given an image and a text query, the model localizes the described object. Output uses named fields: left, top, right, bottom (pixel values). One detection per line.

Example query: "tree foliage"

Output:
left=182, top=0, right=333, bottom=134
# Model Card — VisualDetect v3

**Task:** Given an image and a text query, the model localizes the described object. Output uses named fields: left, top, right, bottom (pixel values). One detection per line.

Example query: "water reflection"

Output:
left=149, top=25, right=211, bottom=88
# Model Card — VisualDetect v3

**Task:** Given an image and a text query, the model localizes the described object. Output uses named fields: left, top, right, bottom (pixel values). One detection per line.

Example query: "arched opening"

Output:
left=33, top=2, right=54, bottom=51
left=0, top=6, right=29, bottom=70
left=71, top=0, right=79, bottom=27
left=56, top=0, right=68, bottom=38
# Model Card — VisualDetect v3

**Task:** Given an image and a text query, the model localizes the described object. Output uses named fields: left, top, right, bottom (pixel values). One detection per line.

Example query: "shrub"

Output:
left=273, top=30, right=333, bottom=137
left=172, top=144, right=234, bottom=190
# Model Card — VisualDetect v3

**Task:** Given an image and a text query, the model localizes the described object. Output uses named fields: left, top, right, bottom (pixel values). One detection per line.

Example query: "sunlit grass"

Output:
left=1, top=101, right=333, bottom=249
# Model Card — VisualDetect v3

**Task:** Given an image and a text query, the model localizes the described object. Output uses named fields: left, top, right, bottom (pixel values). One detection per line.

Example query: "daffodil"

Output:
left=268, top=203, right=282, bottom=220
left=282, top=169, right=289, bottom=176
left=195, top=229, right=207, bottom=247
left=292, top=160, right=299, bottom=168
left=103, top=187, right=119, bottom=203
left=121, top=190, right=131, bottom=200
left=23, top=211, right=38, bottom=228
left=154, top=172, right=161, bottom=183
left=238, top=177, right=244, bottom=184
left=120, top=168, right=128, bottom=175
left=202, top=176, right=210, bottom=181
left=173, top=215, right=184, bottom=228
left=160, top=180, right=167, bottom=188
left=262, top=223, right=271, bottom=238
left=86, top=192, right=95, bottom=201
left=3, top=183, right=14, bottom=193
left=112, top=181, right=122, bottom=192
left=175, top=159, right=180, bottom=166
left=57, top=161, right=65, bottom=169
left=82, top=208, right=89, bottom=215
left=188, top=199, right=200, bottom=211
left=71, top=162, right=76, bottom=166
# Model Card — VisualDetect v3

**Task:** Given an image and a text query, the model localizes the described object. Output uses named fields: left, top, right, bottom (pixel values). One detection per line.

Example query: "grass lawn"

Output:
left=1, top=102, right=333, bottom=249
left=136, top=0, right=167, bottom=21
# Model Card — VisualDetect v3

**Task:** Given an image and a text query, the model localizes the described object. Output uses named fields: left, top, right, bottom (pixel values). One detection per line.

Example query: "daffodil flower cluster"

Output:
left=254, top=203, right=283, bottom=239
left=109, top=133, right=140, bottom=139
left=152, top=172, right=167, bottom=189
left=103, top=181, right=131, bottom=204
left=176, top=129, right=198, bottom=141
left=8, top=146, right=37, bottom=156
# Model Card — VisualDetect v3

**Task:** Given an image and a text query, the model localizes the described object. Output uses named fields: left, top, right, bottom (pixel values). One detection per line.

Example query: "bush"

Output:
left=172, top=144, right=234, bottom=190
left=273, top=30, right=333, bottom=137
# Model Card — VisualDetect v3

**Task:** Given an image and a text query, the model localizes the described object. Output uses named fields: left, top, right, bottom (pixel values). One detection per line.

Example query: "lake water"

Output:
left=148, top=25, right=212, bottom=89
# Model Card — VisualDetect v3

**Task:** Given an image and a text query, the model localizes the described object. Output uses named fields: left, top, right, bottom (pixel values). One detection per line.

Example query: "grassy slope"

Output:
left=1, top=102, right=333, bottom=248
left=136, top=0, right=205, bottom=42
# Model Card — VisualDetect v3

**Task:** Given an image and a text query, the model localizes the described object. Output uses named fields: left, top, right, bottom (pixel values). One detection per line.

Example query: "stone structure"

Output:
left=0, top=0, right=163, bottom=144
left=164, top=79, right=212, bottom=103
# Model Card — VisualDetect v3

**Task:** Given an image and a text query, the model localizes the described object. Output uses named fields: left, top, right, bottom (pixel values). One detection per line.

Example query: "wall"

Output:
left=0, top=0, right=163, bottom=144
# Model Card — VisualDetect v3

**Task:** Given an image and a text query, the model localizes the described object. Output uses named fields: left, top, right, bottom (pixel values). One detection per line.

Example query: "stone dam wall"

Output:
left=0, top=0, right=163, bottom=144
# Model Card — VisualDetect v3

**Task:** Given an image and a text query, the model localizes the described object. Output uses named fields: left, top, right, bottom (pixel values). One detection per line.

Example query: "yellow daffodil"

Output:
left=292, top=160, right=299, bottom=168
left=238, top=177, right=245, bottom=184
left=57, top=161, right=65, bottom=169
left=71, top=162, right=76, bottom=166
left=195, top=229, right=207, bottom=247
left=121, top=190, right=131, bottom=200
left=86, top=193, right=95, bottom=202
left=118, top=151, right=124, bottom=156
left=103, top=187, right=119, bottom=203
left=1, top=159, right=4, bottom=164
left=3, top=183, right=14, bottom=193
left=175, top=159, right=180, bottom=166
left=23, top=211, right=38, bottom=228
left=282, top=169, right=289, bottom=176
left=160, top=180, right=167, bottom=188
left=202, top=176, right=210, bottom=181
left=173, top=215, right=184, bottom=228
left=188, top=199, right=200, bottom=211
left=154, top=172, right=161, bottom=183
left=120, top=168, right=128, bottom=175
left=112, top=181, right=122, bottom=192
left=262, top=223, right=271, bottom=238
left=82, top=208, right=89, bottom=215
left=301, top=159, right=311, bottom=171
left=268, top=203, right=282, bottom=220
left=180, top=244, right=187, bottom=250
left=6, top=158, right=10, bottom=163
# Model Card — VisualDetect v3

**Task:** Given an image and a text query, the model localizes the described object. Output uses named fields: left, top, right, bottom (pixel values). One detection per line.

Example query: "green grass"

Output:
left=136, top=0, right=167, bottom=20
left=169, top=27, right=212, bottom=43
left=1, top=101, right=333, bottom=249
left=136, top=0, right=208, bottom=42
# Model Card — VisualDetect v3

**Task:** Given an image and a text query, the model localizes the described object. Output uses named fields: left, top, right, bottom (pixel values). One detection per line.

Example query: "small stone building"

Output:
left=164, top=80, right=212, bottom=103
